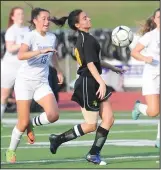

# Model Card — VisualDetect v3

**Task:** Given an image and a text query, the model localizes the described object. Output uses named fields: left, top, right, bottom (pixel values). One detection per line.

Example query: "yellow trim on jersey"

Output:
left=74, top=48, right=82, bottom=66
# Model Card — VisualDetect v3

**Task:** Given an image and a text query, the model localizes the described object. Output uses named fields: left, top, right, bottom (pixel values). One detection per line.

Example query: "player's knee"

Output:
left=1, top=93, right=9, bottom=103
left=111, top=116, right=115, bottom=125
left=147, top=108, right=159, bottom=117
left=109, top=115, right=115, bottom=126
left=46, top=111, right=59, bottom=122
left=103, top=115, right=115, bottom=126
left=86, top=123, right=97, bottom=132
left=18, top=119, right=29, bottom=131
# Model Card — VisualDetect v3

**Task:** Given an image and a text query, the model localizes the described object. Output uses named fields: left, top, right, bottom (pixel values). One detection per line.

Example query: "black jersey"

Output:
left=72, top=30, right=112, bottom=111
left=74, top=30, right=102, bottom=77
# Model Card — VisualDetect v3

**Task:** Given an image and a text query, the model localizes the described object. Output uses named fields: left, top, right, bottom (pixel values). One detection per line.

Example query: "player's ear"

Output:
left=11, top=15, right=15, bottom=21
left=33, top=18, right=37, bottom=25
left=75, top=23, right=80, bottom=29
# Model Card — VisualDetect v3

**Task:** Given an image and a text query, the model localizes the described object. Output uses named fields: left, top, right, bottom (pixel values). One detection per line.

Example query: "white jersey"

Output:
left=2, top=24, right=30, bottom=64
left=17, top=30, right=57, bottom=82
left=138, top=28, right=160, bottom=74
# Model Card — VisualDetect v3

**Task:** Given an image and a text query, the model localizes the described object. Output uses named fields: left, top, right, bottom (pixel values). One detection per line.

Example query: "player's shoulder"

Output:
left=151, top=28, right=157, bottom=33
left=78, top=31, right=95, bottom=43
left=46, top=31, right=57, bottom=40
left=143, top=29, right=156, bottom=37
left=24, top=29, right=34, bottom=37
left=22, top=26, right=30, bottom=32
left=22, top=30, right=36, bottom=43
left=150, top=28, right=158, bottom=36
left=85, top=32, right=96, bottom=45
left=6, top=25, right=29, bottom=34
left=5, top=24, right=16, bottom=34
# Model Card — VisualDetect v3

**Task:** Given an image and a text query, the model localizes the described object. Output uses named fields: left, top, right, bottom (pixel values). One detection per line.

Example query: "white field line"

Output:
left=1, top=155, right=159, bottom=165
left=1, top=139, right=159, bottom=149
left=1, top=129, right=157, bottom=138
left=2, top=118, right=159, bottom=126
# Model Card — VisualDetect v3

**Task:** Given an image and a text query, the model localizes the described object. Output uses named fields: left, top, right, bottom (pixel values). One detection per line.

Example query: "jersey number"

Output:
left=41, top=55, right=48, bottom=64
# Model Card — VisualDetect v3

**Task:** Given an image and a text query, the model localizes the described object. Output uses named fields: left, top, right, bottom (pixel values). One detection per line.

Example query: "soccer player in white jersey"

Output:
left=5, top=7, right=65, bottom=163
left=1, top=7, right=29, bottom=119
left=131, top=8, right=160, bottom=148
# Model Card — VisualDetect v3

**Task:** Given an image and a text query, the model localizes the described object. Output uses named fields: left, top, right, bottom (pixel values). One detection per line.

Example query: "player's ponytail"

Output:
left=50, top=9, right=83, bottom=31
left=50, top=16, right=68, bottom=27
left=138, top=8, right=160, bottom=35
left=139, top=16, right=156, bottom=35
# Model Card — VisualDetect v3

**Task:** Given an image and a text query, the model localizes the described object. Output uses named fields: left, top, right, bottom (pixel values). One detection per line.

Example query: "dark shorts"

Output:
left=71, top=76, right=112, bottom=111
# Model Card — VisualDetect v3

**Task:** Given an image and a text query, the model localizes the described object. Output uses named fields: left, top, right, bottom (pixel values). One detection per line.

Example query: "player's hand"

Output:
left=113, top=67, right=126, bottom=74
left=40, top=48, right=57, bottom=54
left=96, top=81, right=106, bottom=100
left=57, top=71, right=64, bottom=84
left=151, top=59, right=159, bottom=66
left=144, top=56, right=153, bottom=64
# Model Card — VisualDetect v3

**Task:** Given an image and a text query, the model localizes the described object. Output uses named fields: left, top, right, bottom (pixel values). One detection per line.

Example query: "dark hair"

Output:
left=28, top=8, right=50, bottom=30
left=27, top=4, right=83, bottom=31
left=8, top=7, right=23, bottom=28
left=50, top=9, right=83, bottom=30
left=139, top=8, right=160, bottom=35
left=24, top=2, right=49, bottom=30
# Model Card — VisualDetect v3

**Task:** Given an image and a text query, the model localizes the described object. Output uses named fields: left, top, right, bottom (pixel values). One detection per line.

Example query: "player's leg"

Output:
left=145, top=94, right=159, bottom=116
left=1, top=64, right=15, bottom=119
left=6, top=77, right=34, bottom=163
left=1, top=88, right=11, bottom=119
left=6, top=100, right=32, bottom=163
left=32, top=82, right=59, bottom=126
left=132, top=94, right=159, bottom=119
left=49, top=76, right=100, bottom=154
left=26, top=82, right=59, bottom=144
left=132, top=74, right=160, bottom=119
left=49, top=108, right=99, bottom=154
left=1, top=61, right=18, bottom=119
left=86, top=99, right=114, bottom=165
left=34, top=93, right=59, bottom=125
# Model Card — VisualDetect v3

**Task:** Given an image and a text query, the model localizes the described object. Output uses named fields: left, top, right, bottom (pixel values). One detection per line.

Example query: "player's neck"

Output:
left=14, top=23, right=23, bottom=28
left=156, top=26, right=160, bottom=31
left=79, top=28, right=89, bottom=33
left=36, top=29, right=46, bottom=36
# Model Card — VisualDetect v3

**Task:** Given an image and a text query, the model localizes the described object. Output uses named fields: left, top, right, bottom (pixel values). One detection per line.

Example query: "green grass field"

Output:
left=1, top=111, right=160, bottom=169
left=1, top=1, right=159, bottom=29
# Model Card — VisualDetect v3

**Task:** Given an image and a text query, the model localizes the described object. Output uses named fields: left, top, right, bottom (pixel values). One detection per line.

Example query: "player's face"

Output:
left=34, top=11, right=50, bottom=32
left=76, top=12, right=91, bottom=30
left=12, top=9, right=24, bottom=25
left=154, top=11, right=160, bottom=28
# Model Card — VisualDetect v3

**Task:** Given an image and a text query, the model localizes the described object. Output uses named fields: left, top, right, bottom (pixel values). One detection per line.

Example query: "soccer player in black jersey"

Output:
left=49, top=9, right=125, bottom=165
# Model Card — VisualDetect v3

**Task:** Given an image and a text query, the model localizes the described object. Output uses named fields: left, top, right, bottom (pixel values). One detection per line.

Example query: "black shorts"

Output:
left=71, top=76, right=112, bottom=111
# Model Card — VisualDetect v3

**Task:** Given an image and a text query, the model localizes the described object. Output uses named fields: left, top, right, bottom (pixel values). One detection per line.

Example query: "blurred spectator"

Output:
left=1, top=7, right=30, bottom=119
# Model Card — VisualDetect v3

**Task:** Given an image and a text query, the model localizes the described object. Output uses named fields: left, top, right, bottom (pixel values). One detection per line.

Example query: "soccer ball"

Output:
left=111, top=26, right=134, bottom=47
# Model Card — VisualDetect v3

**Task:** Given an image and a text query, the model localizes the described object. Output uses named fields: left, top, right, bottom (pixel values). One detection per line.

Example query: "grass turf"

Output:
left=1, top=111, right=159, bottom=169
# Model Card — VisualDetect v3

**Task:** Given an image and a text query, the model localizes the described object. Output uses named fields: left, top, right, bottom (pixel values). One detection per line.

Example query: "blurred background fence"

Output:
left=0, top=28, right=145, bottom=113
left=1, top=28, right=143, bottom=91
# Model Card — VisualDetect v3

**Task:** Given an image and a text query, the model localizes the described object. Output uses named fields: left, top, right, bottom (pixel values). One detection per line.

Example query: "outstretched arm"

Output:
left=101, top=60, right=126, bottom=74
left=51, top=53, right=64, bottom=84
